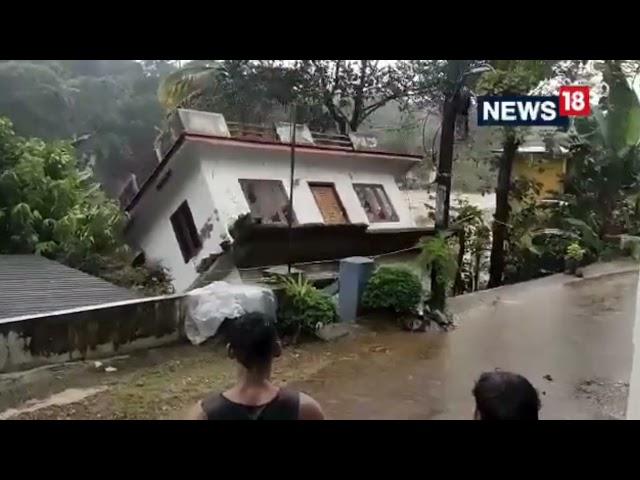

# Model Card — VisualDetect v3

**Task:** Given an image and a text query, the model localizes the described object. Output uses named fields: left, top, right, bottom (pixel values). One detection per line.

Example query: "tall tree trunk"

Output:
left=453, top=229, right=466, bottom=295
left=336, top=117, right=348, bottom=135
left=488, top=132, right=519, bottom=288
left=473, top=250, right=481, bottom=291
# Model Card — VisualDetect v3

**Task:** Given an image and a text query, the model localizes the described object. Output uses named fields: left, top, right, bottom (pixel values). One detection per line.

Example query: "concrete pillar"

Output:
left=338, top=257, right=375, bottom=323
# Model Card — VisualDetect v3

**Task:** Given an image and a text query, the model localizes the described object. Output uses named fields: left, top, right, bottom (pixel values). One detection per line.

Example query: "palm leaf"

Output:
left=564, top=217, right=602, bottom=251
left=603, top=61, right=640, bottom=153
left=157, top=64, right=220, bottom=109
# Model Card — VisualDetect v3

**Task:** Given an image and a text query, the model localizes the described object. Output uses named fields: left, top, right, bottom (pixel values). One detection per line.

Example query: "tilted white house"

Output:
left=122, top=110, right=431, bottom=292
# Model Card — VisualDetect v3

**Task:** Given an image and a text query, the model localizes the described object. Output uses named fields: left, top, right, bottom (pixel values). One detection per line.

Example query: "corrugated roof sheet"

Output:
left=0, top=255, right=141, bottom=321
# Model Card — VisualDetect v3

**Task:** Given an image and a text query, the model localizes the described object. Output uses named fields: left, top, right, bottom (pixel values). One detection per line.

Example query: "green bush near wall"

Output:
left=276, top=274, right=337, bottom=337
left=362, top=266, right=422, bottom=314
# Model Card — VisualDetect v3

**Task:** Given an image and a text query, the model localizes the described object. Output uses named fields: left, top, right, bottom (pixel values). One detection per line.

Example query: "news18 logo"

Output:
left=477, top=86, right=590, bottom=127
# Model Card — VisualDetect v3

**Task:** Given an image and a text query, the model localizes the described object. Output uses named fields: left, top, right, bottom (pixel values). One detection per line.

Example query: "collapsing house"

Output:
left=121, top=109, right=434, bottom=292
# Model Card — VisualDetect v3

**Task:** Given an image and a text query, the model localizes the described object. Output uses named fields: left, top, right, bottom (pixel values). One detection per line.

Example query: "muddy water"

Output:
left=289, top=270, right=638, bottom=420
left=403, top=190, right=495, bottom=226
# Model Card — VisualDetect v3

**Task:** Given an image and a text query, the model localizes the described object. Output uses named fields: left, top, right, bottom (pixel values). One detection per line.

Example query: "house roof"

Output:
left=491, top=130, right=571, bottom=155
left=0, top=255, right=141, bottom=321
left=125, top=132, right=422, bottom=213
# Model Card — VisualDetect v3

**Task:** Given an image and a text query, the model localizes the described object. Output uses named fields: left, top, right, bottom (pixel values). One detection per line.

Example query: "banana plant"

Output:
left=573, top=60, right=640, bottom=155
left=157, top=62, right=223, bottom=110
left=562, top=60, right=640, bottom=242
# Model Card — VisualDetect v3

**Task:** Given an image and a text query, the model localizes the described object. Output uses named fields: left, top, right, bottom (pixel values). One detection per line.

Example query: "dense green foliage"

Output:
left=476, top=60, right=561, bottom=287
left=498, top=62, right=640, bottom=284
left=417, top=235, right=458, bottom=287
left=503, top=179, right=569, bottom=282
left=562, top=61, right=640, bottom=239
left=159, top=60, right=442, bottom=135
left=451, top=200, right=490, bottom=293
left=275, top=274, right=337, bottom=337
left=0, top=59, right=501, bottom=201
left=566, top=242, right=586, bottom=261
left=0, top=60, right=176, bottom=195
left=362, top=266, right=423, bottom=314
left=0, top=117, right=172, bottom=295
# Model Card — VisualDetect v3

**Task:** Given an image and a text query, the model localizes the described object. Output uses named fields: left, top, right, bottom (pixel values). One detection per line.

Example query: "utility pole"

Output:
left=286, top=104, right=297, bottom=275
left=430, top=61, right=471, bottom=312
left=430, top=61, right=494, bottom=311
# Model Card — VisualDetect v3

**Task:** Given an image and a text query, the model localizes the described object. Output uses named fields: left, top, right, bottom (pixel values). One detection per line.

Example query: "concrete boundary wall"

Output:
left=627, top=267, right=640, bottom=419
left=0, top=294, right=186, bottom=373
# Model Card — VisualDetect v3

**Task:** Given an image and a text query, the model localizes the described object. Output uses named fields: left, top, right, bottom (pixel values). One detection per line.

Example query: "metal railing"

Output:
left=226, top=122, right=278, bottom=142
left=227, top=121, right=355, bottom=150
left=312, top=131, right=353, bottom=150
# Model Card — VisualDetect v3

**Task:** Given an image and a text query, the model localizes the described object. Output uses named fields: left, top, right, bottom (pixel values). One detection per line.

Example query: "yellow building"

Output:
left=513, top=146, right=568, bottom=199
left=494, top=143, right=569, bottom=200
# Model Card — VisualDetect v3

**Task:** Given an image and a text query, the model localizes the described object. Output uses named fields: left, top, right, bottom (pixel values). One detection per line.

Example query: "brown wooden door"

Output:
left=309, top=183, right=349, bottom=225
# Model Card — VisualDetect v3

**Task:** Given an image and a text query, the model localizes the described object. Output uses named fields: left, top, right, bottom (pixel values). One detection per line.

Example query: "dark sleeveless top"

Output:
left=201, top=388, right=300, bottom=420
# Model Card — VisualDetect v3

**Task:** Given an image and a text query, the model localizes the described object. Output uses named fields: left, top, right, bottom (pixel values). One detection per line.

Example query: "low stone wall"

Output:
left=0, top=295, right=185, bottom=373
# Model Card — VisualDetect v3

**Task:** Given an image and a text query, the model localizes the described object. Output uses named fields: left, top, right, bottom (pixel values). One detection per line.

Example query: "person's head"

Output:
left=226, top=312, right=281, bottom=373
left=472, top=371, right=541, bottom=420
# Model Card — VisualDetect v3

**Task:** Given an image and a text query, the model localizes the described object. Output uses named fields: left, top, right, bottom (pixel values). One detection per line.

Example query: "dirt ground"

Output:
left=0, top=338, right=343, bottom=420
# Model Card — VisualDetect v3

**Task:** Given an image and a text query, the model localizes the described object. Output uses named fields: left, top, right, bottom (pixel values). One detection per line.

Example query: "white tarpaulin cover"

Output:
left=184, top=281, right=277, bottom=345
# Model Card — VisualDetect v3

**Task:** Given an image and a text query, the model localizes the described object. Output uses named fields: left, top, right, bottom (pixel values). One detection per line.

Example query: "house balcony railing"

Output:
left=154, top=110, right=384, bottom=163
left=312, top=131, right=353, bottom=150
left=227, top=121, right=355, bottom=150
left=226, top=122, right=278, bottom=142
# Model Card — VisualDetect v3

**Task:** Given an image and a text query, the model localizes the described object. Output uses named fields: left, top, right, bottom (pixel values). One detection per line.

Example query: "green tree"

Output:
left=0, top=61, right=74, bottom=139
left=158, top=60, right=431, bottom=134
left=565, top=60, right=640, bottom=239
left=293, top=60, right=429, bottom=134
left=476, top=60, right=557, bottom=287
left=0, top=117, right=172, bottom=295
left=158, top=60, right=299, bottom=123
left=0, top=60, right=176, bottom=196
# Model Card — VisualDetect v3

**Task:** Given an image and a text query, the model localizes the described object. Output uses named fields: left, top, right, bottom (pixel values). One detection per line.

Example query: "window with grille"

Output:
left=170, top=200, right=202, bottom=262
left=353, top=184, right=399, bottom=223
left=239, top=179, right=295, bottom=225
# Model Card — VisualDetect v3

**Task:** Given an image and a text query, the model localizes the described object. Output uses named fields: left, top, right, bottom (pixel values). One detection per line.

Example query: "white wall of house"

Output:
left=127, top=138, right=417, bottom=292
left=195, top=139, right=416, bottom=231
left=125, top=145, right=227, bottom=292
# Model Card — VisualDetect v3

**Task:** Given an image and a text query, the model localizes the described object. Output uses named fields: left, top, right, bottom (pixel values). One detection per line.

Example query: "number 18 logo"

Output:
left=559, top=86, right=590, bottom=117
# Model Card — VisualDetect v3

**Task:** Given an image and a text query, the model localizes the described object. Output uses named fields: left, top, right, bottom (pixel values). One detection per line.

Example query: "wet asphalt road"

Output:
left=290, top=267, right=638, bottom=420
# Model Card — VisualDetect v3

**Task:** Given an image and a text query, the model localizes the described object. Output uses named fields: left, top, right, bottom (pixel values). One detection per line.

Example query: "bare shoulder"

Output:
left=298, top=392, right=326, bottom=420
left=184, top=400, right=208, bottom=420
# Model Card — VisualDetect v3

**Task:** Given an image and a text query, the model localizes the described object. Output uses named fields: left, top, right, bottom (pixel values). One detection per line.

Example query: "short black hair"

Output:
left=226, top=312, right=278, bottom=369
left=472, top=371, right=541, bottom=420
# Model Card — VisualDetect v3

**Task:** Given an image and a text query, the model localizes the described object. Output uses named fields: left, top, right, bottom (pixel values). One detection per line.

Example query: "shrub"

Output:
left=566, top=242, right=586, bottom=261
left=276, top=274, right=337, bottom=337
left=417, top=234, right=458, bottom=286
left=69, top=252, right=174, bottom=296
left=362, top=266, right=422, bottom=314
